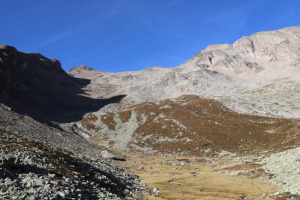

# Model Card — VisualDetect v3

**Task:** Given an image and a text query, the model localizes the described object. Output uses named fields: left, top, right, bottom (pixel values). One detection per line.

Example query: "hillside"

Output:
left=69, top=26, right=300, bottom=118
left=78, top=95, right=300, bottom=156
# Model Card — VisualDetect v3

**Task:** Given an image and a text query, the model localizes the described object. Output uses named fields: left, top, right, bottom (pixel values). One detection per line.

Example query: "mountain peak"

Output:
left=67, top=27, right=300, bottom=118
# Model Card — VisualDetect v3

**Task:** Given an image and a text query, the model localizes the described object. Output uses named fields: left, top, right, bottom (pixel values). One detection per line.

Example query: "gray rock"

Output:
left=150, top=187, right=160, bottom=197
left=101, top=150, right=115, bottom=159
left=58, top=191, right=65, bottom=198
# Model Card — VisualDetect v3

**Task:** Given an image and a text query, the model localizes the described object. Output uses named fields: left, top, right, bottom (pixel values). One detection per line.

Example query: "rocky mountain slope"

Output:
left=0, top=45, right=144, bottom=199
left=0, top=44, right=125, bottom=124
left=0, top=104, right=144, bottom=199
left=1, top=26, right=300, bottom=199
left=0, top=128, right=143, bottom=199
left=77, top=95, right=300, bottom=156
left=68, top=26, right=300, bottom=197
left=69, top=26, right=300, bottom=118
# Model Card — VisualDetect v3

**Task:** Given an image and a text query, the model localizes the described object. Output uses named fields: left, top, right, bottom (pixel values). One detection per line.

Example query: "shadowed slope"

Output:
left=0, top=44, right=125, bottom=123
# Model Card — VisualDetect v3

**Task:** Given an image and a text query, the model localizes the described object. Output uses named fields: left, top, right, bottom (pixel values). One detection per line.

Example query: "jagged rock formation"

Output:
left=69, top=26, right=300, bottom=118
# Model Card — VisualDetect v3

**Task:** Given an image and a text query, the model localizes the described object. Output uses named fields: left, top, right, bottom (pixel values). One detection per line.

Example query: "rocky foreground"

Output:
left=0, top=103, right=145, bottom=200
left=260, top=147, right=300, bottom=195
left=0, top=128, right=144, bottom=200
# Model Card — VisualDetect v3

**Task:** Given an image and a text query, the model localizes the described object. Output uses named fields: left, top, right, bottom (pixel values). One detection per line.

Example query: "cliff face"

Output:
left=0, top=44, right=65, bottom=100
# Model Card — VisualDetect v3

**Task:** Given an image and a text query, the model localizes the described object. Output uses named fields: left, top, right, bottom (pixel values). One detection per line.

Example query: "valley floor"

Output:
left=123, top=154, right=300, bottom=200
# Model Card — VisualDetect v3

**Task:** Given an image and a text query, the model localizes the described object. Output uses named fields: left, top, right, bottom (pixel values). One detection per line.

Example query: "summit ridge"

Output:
left=69, top=26, right=300, bottom=118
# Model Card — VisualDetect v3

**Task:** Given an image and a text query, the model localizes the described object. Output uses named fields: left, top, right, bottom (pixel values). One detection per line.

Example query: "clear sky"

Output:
left=1, top=0, right=299, bottom=73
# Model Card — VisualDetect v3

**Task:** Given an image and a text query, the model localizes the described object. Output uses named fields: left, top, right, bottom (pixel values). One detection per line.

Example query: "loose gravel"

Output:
left=260, top=147, right=300, bottom=195
left=0, top=128, right=144, bottom=200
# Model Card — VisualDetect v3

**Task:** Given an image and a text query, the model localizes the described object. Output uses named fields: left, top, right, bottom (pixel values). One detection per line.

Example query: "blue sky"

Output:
left=1, top=0, right=299, bottom=72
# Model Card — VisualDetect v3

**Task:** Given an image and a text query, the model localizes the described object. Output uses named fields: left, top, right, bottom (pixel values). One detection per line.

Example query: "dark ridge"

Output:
left=0, top=44, right=126, bottom=124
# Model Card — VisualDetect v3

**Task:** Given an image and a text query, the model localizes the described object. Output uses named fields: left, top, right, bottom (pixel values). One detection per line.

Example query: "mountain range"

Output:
left=1, top=26, right=300, bottom=199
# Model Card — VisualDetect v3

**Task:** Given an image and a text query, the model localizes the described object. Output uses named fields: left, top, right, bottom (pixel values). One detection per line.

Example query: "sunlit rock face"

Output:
left=69, top=26, right=300, bottom=118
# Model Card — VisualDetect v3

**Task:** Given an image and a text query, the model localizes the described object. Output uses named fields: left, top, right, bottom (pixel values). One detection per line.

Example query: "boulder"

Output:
left=100, top=150, right=115, bottom=159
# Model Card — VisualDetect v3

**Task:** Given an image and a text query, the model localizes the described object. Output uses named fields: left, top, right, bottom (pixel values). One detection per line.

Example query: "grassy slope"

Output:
left=83, top=95, right=300, bottom=156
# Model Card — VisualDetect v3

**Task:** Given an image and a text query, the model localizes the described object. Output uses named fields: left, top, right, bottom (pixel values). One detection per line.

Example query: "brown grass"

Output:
left=91, top=137, right=101, bottom=144
left=118, top=109, right=131, bottom=123
left=220, top=163, right=261, bottom=171
left=100, top=113, right=116, bottom=130
left=281, top=39, right=290, bottom=45
left=130, top=96, right=300, bottom=155
left=86, top=95, right=300, bottom=156
left=85, top=113, right=98, bottom=122
left=127, top=155, right=277, bottom=200
left=79, top=118, right=96, bottom=130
